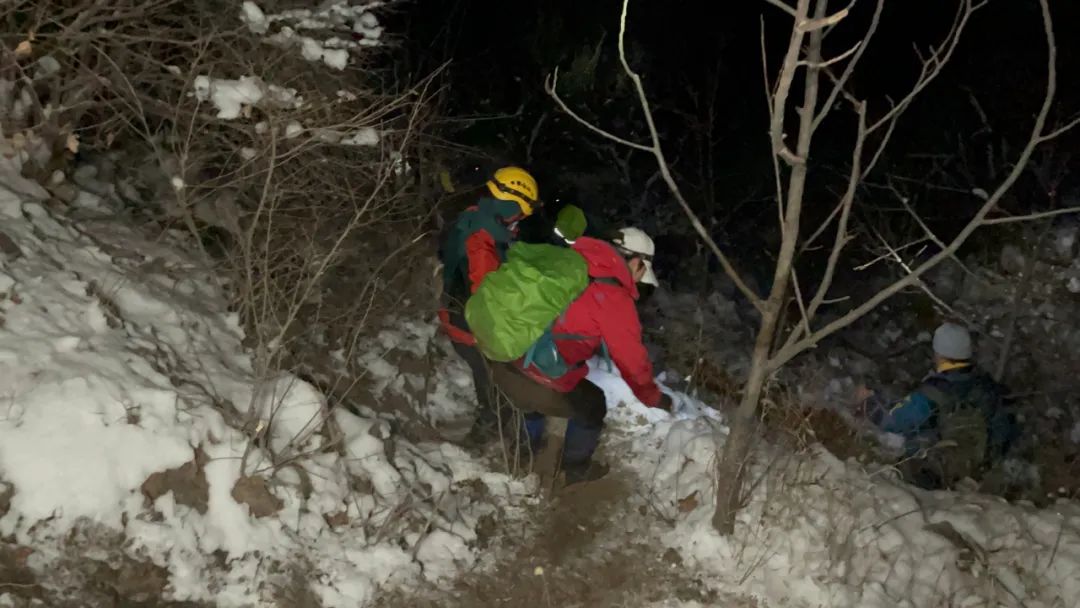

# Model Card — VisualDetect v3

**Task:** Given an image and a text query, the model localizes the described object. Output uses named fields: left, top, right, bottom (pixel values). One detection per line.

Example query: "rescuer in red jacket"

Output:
left=488, top=227, right=672, bottom=484
left=437, top=166, right=540, bottom=444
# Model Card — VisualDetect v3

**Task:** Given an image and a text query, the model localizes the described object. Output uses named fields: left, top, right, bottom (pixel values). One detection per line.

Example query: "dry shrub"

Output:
left=689, top=358, right=742, bottom=404
left=757, top=381, right=875, bottom=462
left=0, top=0, right=445, bottom=459
left=1, top=0, right=431, bottom=313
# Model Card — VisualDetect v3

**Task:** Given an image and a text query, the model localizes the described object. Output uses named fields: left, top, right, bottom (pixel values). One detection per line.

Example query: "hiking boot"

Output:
left=561, top=461, right=610, bottom=486
left=462, top=420, right=500, bottom=448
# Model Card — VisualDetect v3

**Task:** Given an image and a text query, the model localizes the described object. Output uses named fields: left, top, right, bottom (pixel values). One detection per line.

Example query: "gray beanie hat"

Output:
left=932, top=322, right=973, bottom=360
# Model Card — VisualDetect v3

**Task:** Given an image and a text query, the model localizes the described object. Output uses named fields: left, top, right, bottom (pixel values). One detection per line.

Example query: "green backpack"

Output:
left=465, top=242, right=590, bottom=364
left=920, top=373, right=1002, bottom=483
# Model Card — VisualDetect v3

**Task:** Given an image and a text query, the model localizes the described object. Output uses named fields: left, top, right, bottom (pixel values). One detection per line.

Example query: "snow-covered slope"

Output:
left=0, top=184, right=530, bottom=607
left=3, top=175, right=1078, bottom=608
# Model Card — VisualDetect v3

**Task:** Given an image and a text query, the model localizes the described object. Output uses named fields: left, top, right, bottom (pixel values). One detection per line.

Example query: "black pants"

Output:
left=488, top=362, right=607, bottom=429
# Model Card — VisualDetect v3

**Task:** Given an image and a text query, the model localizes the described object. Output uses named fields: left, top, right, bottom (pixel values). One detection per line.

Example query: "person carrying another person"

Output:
left=437, top=166, right=540, bottom=445
left=853, top=322, right=1019, bottom=490
left=464, top=226, right=670, bottom=484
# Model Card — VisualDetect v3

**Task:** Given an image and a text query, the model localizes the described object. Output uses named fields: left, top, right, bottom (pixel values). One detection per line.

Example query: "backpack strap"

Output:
left=521, top=337, right=548, bottom=372
left=552, top=332, right=613, bottom=371
left=917, top=380, right=953, bottom=410
left=521, top=275, right=622, bottom=376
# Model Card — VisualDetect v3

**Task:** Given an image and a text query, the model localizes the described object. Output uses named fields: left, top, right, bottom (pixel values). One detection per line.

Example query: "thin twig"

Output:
left=1038, top=113, right=1080, bottom=142
left=544, top=70, right=652, bottom=152
left=798, top=41, right=860, bottom=68
left=768, top=0, right=1063, bottom=374
left=763, top=0, right=798, bottom=17
left=888, top=182, right=983, bottom=283
left=982, top=206, right=1080, bottom=225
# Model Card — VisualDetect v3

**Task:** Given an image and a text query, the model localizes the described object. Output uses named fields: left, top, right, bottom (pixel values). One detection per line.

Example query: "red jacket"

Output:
left=518, top=237, right=663, bottom=408
left=464, top=230, right=500, bottom=294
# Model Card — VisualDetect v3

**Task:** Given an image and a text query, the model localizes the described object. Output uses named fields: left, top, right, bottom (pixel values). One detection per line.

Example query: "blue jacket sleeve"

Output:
left=868, top=391, right=934, bottom=437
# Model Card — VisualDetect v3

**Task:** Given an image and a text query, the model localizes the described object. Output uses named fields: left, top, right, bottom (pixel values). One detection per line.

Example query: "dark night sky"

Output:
left=395, top=0, right=1078, bottom=121
left=389, top=0, right=1080, bottom=244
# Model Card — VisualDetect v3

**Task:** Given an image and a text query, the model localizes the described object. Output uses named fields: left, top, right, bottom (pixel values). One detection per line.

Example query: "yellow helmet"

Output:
left=486, top=166, right=539, bottom=216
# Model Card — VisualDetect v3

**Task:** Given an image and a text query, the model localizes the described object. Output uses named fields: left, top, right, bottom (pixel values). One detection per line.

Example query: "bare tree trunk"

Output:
left=712, top=300, right=780, bottom=532
left=712, top=0, right=826, bottom=533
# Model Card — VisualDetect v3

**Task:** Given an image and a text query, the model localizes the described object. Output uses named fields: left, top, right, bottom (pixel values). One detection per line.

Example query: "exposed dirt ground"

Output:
left=375, top=439, right=759, bottom=608
left=0, top=535, right=210, bottom=608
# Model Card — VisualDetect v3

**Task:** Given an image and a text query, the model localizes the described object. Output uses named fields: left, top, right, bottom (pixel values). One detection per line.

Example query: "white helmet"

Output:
left=613, top=227, right=658, bottom=286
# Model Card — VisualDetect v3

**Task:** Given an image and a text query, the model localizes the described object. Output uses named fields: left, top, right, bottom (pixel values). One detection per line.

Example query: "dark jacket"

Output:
left=868, top=365, right=1017, bottom=459
left=438, top=198, right=521, bottom=343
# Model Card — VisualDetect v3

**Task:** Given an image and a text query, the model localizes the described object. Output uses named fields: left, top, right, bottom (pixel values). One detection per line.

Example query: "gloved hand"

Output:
left=655, top=393, right=674, bottom=412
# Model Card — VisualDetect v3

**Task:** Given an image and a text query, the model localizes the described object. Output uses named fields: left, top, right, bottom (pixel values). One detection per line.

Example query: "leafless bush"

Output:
left=0, top=0, right=443, bottom=472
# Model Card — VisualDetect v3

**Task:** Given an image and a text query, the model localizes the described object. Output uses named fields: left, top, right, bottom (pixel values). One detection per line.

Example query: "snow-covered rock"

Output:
left=1000, top=243, right=1026, bottom=275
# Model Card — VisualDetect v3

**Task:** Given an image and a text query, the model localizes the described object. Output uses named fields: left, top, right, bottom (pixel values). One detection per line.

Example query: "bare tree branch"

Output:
left=544, top=70, right=653, bottom=152
left=1038, top=113, right=1080, bottom=142
left=867, top=0, right=983, bottom=134
left=812, top=0, right=881, bottom=132
left=763, top=0, right=798, bottom=18
left=799, top=41, right=861, bottom=69
left=546, top=0, right=766, bottom=312
left=802, top=101, right=866, bottom=327
left=870, top=228, right=967, bottom=325
left=769, top=0, right=1064, bottom=373
left=798, top=6, right=850, bottom=32
left=982, top=206, right=1080, bottom=225
left=768, top=0, right=813, bottom=167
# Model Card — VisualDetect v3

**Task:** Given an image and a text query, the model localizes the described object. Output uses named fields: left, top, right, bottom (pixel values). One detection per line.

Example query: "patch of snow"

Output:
left=340, top=127, right=379, bottom=147
left=34, top=55, right=61, bottom=79
left=1052, top=224, right=1077, bottom=260
left=352, top=320, right=478, bottom=431
left=355, top=12, right=384, bottom=41
left=390, top=151, right=411, bottom=176
left=284, top=120, right=304, bottom=139
left=243, top=1, right=384, bottom=69
left=240, top=1, right=268, bottom=34
left=323, top=48, right=350, bottom=70
left=192, top=75, right=303, bottom=120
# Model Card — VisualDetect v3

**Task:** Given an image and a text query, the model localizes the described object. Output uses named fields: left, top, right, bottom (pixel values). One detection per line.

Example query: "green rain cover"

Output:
left=465, top=242, right=589, bottom=362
